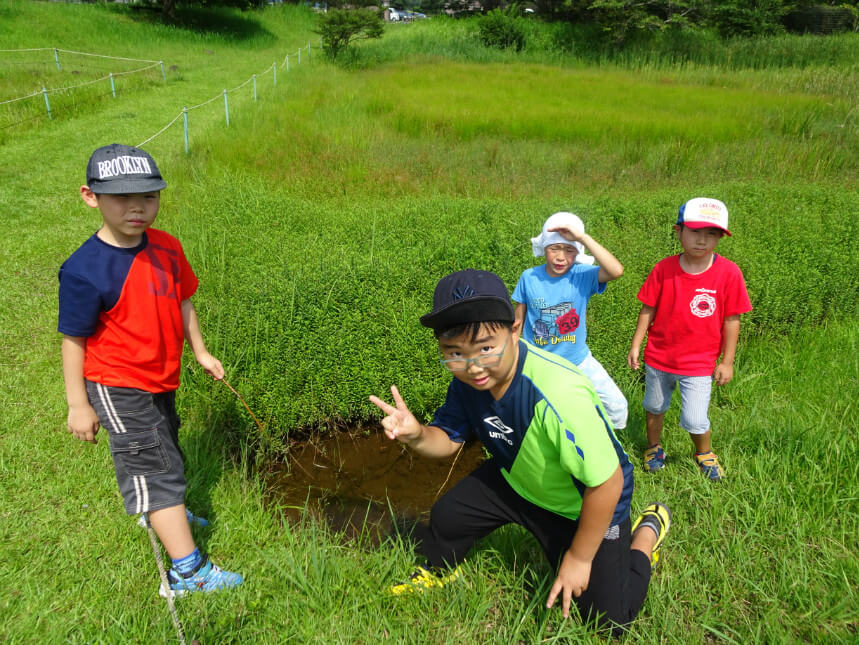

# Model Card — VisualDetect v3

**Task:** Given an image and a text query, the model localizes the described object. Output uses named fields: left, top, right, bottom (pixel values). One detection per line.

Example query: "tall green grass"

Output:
left=354, top=19, right=859, bottom=104
left=357, top=18, right=859, bottom=68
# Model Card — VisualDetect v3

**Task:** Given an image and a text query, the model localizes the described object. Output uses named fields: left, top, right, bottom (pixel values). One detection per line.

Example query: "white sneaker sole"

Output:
left=159, top=584, right=185, bottom=599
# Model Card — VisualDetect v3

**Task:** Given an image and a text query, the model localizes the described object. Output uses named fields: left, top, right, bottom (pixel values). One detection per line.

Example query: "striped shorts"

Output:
left=642, top=365, right=712, bottom=434
left=86, top=381, right=187, bottom=515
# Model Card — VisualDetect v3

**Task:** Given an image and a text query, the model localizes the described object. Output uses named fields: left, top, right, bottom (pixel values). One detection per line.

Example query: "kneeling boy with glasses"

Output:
left=370, top=269, right=670, bottom=634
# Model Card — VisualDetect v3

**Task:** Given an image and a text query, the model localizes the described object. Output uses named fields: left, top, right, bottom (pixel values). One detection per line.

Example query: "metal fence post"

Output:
left=286, top=55, right=290, bottom=72
left=298, top=48, right=301, bottom=65
left=54, top=48, right=61, bottom=71
left=42, top=87, right=52, bottom=120
left=183, top=107, right=189, bottom=154
left=224, top=89, right=229, bottom=126
left=109, top=73, right=116, bottom=98
left=160, top=61, right=166, bottom=82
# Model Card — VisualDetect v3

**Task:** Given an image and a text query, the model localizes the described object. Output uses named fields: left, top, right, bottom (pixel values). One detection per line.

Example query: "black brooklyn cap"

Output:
left=419, top=269, right=515, bottom=331
left=86, top=143, right=167, bottom=194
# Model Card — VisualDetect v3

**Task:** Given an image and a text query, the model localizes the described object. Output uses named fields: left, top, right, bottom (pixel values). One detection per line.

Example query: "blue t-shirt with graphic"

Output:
left=512, top=264, right=605, bottom=366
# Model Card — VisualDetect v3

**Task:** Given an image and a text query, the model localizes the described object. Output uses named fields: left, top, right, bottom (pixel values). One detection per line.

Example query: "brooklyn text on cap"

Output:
left=419, top=269, right=514, bottom=330
left=86, top=143, right=167, bottom=195
left=677, top=197, right=731, bottom=236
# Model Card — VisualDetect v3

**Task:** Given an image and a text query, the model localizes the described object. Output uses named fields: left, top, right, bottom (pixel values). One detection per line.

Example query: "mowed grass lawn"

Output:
left=0, top=2, right=857, bottom=642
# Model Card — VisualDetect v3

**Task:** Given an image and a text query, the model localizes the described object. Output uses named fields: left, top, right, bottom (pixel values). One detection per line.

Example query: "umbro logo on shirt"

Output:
left=484, top=416, right=514, bottom=446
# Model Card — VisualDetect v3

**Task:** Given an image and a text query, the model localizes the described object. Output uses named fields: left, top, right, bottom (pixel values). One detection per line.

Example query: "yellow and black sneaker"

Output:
left=694, top=451, right=725, bottom=481
left=390, top=565, right=462, bottom=595
left=631, top=502, right=672, bottom=569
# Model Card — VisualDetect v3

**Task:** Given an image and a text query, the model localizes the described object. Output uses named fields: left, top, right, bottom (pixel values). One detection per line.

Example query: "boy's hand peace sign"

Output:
left=369, top=385, right=423, bottom=443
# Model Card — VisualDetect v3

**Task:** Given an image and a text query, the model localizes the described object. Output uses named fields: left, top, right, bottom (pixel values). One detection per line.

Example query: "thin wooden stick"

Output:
left=435, top=442, right=465, bottom=500
left=221, top=378, right=274, bottom=444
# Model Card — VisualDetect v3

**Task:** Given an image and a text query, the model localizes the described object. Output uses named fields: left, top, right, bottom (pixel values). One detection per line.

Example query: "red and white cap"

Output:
left=677, top=198, right=731, bottom=236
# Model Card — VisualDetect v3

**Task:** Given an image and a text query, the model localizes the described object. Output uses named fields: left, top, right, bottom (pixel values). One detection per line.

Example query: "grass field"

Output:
left=0, top=2, right=857, bottom=642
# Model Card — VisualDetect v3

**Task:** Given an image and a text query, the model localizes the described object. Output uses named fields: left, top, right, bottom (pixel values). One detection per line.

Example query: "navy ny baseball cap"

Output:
left=420, top=269, right=514, bottom=331
left=86, top=143, right=167, bottom=194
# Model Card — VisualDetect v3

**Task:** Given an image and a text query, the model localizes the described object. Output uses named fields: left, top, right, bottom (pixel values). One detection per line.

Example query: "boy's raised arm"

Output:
left=181, top=298, right=224, bottom=380
left=61, top=335, right=100, bottom=443
left=370, top=385, right=461, bottom=459
left=547, top=225, right=624, bottom=283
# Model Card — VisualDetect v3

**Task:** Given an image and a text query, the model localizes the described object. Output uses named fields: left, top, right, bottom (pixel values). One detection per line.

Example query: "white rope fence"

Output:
left=1, top=43, right=316, bottom=152
left=136, top=44, right=312, bottom=152
left=0, top=48, right=166, bottom=124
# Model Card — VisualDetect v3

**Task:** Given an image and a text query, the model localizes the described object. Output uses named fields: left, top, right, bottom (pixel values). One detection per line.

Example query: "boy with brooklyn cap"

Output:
left=58, top=143, right=242, bottom=597
left=627, top=198, right=752, bottom=481
left=370, top=269, right=670, bottom=633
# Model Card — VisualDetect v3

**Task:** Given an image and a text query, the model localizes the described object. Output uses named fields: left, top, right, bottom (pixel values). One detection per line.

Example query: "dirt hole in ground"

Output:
left=264, top=429, right=484, bottom=545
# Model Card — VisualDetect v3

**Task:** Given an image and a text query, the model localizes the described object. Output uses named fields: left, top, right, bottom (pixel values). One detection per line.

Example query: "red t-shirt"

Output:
left=637, top=254, right=752, bottom=376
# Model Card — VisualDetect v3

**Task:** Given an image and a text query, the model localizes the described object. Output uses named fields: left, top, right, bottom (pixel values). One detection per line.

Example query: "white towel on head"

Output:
left=530, top=212, right=595, bottom=265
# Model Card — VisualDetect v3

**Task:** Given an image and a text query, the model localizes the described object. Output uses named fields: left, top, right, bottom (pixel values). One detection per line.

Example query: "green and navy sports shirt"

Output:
left=431, top=340, right=633, bottom=523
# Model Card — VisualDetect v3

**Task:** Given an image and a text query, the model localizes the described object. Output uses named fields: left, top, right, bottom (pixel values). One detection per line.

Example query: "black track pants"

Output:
left=420, top=460, right=652, bottom=631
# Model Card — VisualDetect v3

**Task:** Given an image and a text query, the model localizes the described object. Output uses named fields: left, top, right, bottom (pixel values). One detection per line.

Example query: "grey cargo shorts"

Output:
left=86, top=381, right=187, bottom=515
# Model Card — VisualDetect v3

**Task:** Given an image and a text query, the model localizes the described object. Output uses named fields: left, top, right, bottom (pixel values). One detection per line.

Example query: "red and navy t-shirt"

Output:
left=58, top=228, right=198, bottom=392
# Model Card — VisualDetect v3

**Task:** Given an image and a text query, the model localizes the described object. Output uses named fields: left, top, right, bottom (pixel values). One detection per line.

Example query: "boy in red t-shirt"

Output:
left=58, top=144, right=242, bottom=596
left=627, top=198, right=752, bottom=481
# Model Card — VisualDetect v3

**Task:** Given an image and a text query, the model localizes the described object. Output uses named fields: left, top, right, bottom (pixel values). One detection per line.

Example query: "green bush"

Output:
left=477, top=10, right=526, bottom=50
left=708, top=0, right=787, bottom=37
left=316, top=8, right=384, bottom=60
left=177, top=172, right=859, bottom=441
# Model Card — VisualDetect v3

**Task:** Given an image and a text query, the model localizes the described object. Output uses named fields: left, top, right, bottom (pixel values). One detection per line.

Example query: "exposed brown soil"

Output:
left=264, top=430, right=484, bottom=544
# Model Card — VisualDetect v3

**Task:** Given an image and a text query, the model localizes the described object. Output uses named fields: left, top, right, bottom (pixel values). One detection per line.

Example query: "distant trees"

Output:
left=527, top=0, right=858, bottom=43
left=156, top=0, right=267, bottom=20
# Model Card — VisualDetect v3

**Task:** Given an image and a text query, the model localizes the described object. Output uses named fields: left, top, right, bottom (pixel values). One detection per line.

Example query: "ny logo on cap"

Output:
left=452, top=285, right=475, bottom=300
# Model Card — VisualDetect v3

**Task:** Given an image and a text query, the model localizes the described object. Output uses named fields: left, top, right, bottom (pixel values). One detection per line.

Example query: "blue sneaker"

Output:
left=642, top=445, right=666, bottom=472
left=184, top=509, right=209, bottom=527
left=159, top=555, right=243, bottom=598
